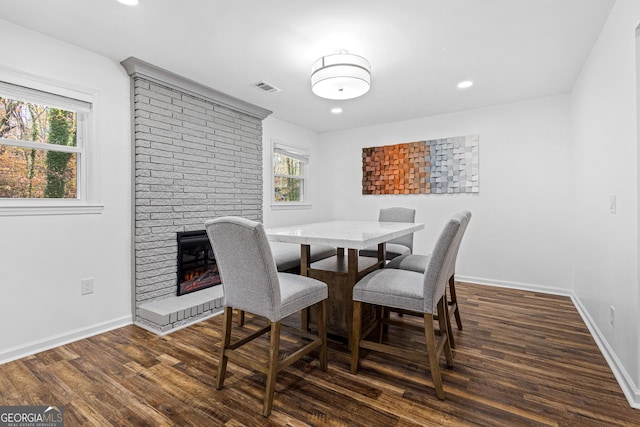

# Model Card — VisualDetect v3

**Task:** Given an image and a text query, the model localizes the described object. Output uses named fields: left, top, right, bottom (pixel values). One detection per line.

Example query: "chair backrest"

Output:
left=379, top=207, right=416, bottom=251
left=205, top=216, right=282, bottom=321
left=422, top=211, right=471, bottom=313
left=445, top=211, right=471, bottom=280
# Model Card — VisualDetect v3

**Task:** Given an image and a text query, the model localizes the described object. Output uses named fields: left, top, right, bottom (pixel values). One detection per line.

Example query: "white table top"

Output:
left=265, top=220, right=424, bottom=250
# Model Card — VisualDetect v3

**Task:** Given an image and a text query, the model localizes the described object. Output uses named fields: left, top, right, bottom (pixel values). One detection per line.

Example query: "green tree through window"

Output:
left=45, top=109, right=75, bottom=198
left=273, top=145, right=308, bottom=203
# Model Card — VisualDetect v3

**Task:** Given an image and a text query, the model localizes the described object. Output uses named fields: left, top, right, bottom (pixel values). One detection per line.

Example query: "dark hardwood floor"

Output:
left=2, top=282, right=638, bottom=426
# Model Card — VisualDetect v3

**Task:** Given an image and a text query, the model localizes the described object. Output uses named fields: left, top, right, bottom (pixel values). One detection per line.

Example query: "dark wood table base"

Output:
left=302, top=245, right=384, bottom=340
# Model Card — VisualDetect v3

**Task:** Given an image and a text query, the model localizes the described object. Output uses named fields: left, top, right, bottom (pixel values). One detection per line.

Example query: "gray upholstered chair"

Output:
left=204, top=216, right=328, bottom=417
left=351, top=212, right=470, bottom=399
left=359, top=207, right=416, bottom=260
left=386, top=210, right=471, bottom=348
left=233, top=243, right=336, bottom=328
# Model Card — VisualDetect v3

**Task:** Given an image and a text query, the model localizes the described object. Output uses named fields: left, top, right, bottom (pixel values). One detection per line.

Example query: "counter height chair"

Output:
left=386, top=211, right=471, bottom=348
left=205, top=216, right=328, bottom=417
left=359, top=207, right=416, bottom=260
left=351, top=212, right=469, bottom=400
left=234, top=242, right=336, bottom=328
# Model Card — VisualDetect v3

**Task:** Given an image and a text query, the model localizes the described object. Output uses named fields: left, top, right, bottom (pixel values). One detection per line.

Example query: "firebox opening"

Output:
left=176, top=230, right=221, bottom=296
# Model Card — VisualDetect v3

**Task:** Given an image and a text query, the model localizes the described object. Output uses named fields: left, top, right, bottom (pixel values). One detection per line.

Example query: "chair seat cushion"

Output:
left=270, top=242, right=337, bottom=271
left=385, top=253, right=429, bottom=273
left=353, top=268, right=426, bottom=313
left=359, top=243, right=411, bottom=260
left=278, top=273, right=328, bottom=319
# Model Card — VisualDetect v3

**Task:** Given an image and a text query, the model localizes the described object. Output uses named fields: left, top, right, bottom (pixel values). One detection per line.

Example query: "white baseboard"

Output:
left=570, top=296, right=640, bottom=409
left=456, top=274, right=573, bottom=296
left=0, top=315, right=133, bottom=365
left=457, top=275, right=640, bottom=409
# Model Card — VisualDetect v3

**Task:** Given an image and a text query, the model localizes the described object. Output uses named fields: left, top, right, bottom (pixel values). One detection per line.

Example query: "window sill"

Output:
left=270, top=203, right=312, bottom=211
left=0, top=203, right=104, bottom=217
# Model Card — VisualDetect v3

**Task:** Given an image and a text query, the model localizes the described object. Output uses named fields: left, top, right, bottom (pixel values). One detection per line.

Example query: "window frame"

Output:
left=0, top=69, right=102, bottom=216
left=271, top=140, right=311, bottom=210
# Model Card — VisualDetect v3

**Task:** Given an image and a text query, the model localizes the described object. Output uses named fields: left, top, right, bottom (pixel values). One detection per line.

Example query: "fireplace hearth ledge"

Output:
left=136, top=286, right=224, bottom=335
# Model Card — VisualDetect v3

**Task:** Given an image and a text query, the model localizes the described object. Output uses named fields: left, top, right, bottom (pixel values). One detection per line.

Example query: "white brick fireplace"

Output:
left=121, top=57, right=271, bottom=334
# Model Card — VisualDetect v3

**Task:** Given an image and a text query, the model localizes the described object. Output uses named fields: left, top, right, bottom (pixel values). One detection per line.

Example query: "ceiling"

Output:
left=0, top=0, right=615, bottom=133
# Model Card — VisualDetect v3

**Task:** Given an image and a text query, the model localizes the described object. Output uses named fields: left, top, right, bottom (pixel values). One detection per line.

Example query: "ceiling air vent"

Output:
left=253, top=80, right=281, bottom=93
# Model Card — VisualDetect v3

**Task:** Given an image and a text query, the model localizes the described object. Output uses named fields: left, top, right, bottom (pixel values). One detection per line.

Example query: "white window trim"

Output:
left=0, top=66, right=103, bottom=216
left=270, top=140, right=311, bottom=210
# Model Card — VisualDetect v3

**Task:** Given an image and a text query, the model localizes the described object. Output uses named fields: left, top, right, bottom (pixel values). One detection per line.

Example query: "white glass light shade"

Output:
left=311, top=53, right=371, bottom=100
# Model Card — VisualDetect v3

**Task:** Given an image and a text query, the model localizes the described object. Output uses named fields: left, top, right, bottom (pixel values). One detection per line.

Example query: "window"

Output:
left=0, top=79, right=98, bottom=215
left=272, top=142, right=309, bottom=207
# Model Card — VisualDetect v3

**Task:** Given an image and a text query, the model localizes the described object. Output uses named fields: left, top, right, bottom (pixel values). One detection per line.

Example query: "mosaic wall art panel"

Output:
left=362, top=135, right=479, bottom=195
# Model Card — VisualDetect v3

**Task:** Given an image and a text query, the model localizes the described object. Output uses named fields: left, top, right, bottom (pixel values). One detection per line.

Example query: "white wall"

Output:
left=571, top=0, right=640, bottom=405
left=318, top=95, right=573, bottom=292
left=262, top=116, right=333, bottom=227
left=0, top=21, right=132, bottom=362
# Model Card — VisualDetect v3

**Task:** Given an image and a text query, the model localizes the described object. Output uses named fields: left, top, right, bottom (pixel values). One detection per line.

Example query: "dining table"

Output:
left=265, top=220, right=424, bottom=340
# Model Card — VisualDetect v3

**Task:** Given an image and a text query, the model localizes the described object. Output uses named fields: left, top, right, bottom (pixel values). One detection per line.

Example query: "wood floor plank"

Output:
left=1, top=282, right=638, bottom=426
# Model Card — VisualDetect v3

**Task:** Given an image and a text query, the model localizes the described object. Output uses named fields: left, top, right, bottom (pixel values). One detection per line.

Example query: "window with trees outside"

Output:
left=272, top=142, right=309, bottom=206
left=0, top=81, right=90, bottom=203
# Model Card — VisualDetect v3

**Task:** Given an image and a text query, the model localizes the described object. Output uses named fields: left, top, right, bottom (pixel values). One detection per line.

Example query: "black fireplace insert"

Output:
left=176, top=230, right=221, bottom=296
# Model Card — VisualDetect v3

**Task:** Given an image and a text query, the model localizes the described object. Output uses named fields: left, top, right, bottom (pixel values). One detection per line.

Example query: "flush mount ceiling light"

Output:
left=457, top=80, right=474, bottom=89
left=117, top=0, right=138, bottom=5
left=311, top=50, right=371, bottom=100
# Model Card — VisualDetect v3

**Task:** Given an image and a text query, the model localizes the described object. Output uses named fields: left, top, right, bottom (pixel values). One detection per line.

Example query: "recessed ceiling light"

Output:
left=118, top=0, right=138, bottom=5
left=457, top=80, right=473, bottom=89
left=331, top=107, right=343, bottom=114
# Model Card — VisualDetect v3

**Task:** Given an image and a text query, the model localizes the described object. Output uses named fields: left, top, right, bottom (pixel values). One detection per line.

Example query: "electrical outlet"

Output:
left=610, top=306, right=615, bottom=327
left=81, top=278, right=94, bottom=295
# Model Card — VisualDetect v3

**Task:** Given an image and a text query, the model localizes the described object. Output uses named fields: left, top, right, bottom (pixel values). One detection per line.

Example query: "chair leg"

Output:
left=350, top=301, right=363, bottom=374
left=238, top=309, right=245, bottom=327
left=442, top=290, right=456, bottom=349
left=449, top=275, right=462, bottom=330
left=317, top=300, right=327, bottom=371
left=424, top=314, right=445, bottom=400
left=378, top=306, right=389, bottom=343
left=263, top=321, right=281, bottom=417
left=215, top=306, right=233, bottom=390
left=437, top=298, right=454, bottom=368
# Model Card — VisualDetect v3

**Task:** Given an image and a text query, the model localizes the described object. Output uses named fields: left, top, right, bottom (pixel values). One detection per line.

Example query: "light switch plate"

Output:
left=609, top=194, right=616, bottom=214
left=81, top=278, right=94, bottom=295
